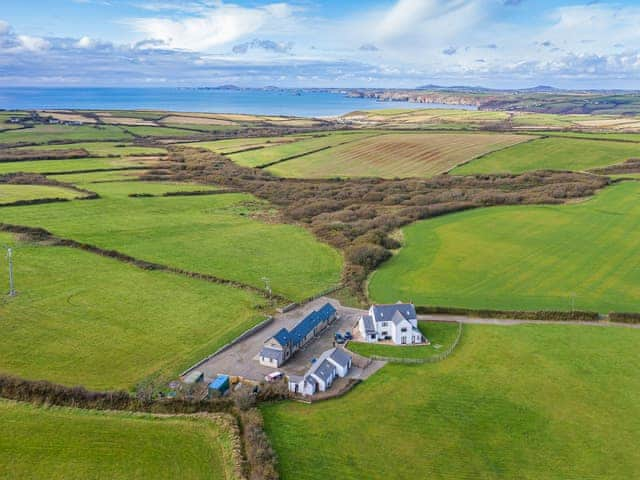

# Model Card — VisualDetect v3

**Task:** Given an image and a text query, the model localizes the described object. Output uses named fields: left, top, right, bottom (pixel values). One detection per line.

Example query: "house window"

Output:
left=370, top=334, right=376, bottom=339
left=381, top=322, right=387, bottom=327
left=401, top=327, right=407, bottom=333
left=401, top=336, right=407, bottom=344
left=381, top=331, right=388, bottom=336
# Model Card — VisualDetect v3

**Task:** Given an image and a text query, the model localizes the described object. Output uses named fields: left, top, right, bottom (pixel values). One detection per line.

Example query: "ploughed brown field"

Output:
left=266, top=132, right=536, bottom=178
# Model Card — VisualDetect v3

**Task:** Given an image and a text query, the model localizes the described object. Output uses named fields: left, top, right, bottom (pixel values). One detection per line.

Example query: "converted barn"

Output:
left=259, top=303, right=338, bottom=368
left=288, top=347, right=352, bottom=396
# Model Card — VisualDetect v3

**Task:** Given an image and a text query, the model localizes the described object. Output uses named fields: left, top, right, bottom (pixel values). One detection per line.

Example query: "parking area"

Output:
left=189, top=297, right=369, bottom=384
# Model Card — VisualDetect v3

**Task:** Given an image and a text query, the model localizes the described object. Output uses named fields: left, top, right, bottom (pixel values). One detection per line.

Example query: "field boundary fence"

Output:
left=367, top=321, right=463, bottom=365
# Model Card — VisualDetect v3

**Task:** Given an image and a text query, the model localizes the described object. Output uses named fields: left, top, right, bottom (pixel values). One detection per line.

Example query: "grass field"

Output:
left=263, top=323, right=640, bottom=480
left=124, top=125, right=205, bottom=137
left=0, top=192, right=342, bottom=301
left=229, top=131, right=377, bottom=168
left=0, top=401, right=237, bottom=480
left=452, top=137, right=640, bottom=174
left=266, top=132, right=533, bottom=178
left=347, top=321, right=459, bottom=360
left=0, top=184, right=81, bottom=203
left=0, top=232, right=265, bottom=389
left=369, top=182, right=640, bottom=312
left=187, top=135, right=309, bottom=154
left=23, top=141, right=167, bottom=156
left=0, top=157, right=150, bottom=175
left=0, top=125, right=132, bottom=145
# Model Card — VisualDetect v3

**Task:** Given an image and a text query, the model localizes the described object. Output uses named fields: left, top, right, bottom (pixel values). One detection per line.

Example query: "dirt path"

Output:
left=419, top=314, right=640, bottom=329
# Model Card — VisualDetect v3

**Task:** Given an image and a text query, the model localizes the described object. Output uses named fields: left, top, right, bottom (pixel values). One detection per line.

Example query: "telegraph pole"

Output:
left=7, top=247, right=15, bottom=297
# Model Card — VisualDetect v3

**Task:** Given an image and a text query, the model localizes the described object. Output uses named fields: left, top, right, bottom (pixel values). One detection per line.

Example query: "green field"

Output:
left=0, top=401, right=237, bottom=480
left=23, top=141, right=167, bottom=156
left=266, top=132, right=532, bottom=179
left=263, top=323, right=640, bottom=480
left=452, top=137, right=640, bottom=174
left=229, top=131, right=377, bottom=168
left=0, top=184, right=81, bottom=203
left=369, top=182, right=640, bottom=312
left=0, top=157, right=149, bottom=175
left=124, top=125, right=204, bottom=137
left=0, top=232, right=265, bottom=389
left=347, top=321, right=459, bottom=360
left=0, top=192, right=342, bottom=301
left=188, top=135, right=309, bottom=154
left=0, top=125, right=132, bottom=145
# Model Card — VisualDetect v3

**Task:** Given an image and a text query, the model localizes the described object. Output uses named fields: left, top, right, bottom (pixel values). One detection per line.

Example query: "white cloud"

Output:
left=75, top=36, right=95, bottom=49
left=17, top=35, right=50, bottom=52
left=129, top=3, right=293, bottom=51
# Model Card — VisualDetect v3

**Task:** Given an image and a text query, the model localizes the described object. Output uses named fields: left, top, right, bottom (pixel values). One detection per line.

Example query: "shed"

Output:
left=209, top=375, right=230, bottom=396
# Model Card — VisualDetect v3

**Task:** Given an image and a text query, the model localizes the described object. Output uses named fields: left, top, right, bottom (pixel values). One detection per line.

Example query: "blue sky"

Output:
left=1, top=0, right=640, bottom=88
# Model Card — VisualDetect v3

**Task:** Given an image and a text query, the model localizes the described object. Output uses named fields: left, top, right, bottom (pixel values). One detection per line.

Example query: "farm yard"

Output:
left=263, top=323, right=640, bottom=480
left=1, top=107, right=640, bottom=480
left=265, top=132, right=534, bottom=178
left=452, top=136, right=640, bottom=174
left=369, top=182, right=640, bottom=313
left=0, top=401, right=239, bottom=480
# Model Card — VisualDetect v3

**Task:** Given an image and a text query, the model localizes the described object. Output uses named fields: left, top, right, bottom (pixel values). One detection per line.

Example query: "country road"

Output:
left=419, top=314, right=640, bottom=329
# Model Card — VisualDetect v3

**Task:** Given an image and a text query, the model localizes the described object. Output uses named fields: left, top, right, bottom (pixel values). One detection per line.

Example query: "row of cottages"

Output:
left=288, top=348, right=352, bottom=396
left=358, top=302, right=427, bottom=345
left=259, top=303, right=337, bottom=368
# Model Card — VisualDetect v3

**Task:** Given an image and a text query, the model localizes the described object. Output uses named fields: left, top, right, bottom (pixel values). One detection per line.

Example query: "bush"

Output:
left=609, top=312, right=640, bottom=324
left=345, top=243, right=391, bottom=270
left=415, top=305, right=600, bottom=322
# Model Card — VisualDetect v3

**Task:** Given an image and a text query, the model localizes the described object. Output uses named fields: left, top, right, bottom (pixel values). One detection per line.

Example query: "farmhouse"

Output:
left=259, top=303, right=337, bottom=368
left=288, top=347, right=352, bottom=396
left=358, top=302, right=426, bottom=345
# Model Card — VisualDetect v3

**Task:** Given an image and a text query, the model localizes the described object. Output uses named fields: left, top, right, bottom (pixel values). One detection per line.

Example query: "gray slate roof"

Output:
left=310, top=359, right=334, bottom=384
left=371, top=303, right=416, bottom=324
left=361, top=314, right=375, bottom=333
left=329, top=347, right=352, bottom=369
left=260, top=347, right=284, bottom=364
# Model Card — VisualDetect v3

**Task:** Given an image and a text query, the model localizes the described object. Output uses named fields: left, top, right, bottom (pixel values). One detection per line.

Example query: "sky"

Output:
left=1, top=0, right=640, bottom=89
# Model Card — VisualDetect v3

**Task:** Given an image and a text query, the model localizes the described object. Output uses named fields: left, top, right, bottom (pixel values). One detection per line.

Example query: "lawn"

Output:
left=347, top=321, right=459, bottom=360
left=0, top=232, right=265, bottom=389
left=369, top=182, right=640, bottom=313
left=0, top=192, right=342, bottom=301
left=452, top=137, right=640, bottom=174
left=0, top=125, right=132, bottom=145
left=0, top=157, right=150, bottom=175
left=0, top=184, right=81, bottom=204
left=229, top=131, right=377, bottom=168
left=266, top=132, right=533, bottom=179
left=0, top=401, right=238, bottom=480
left=263, top=323, right=640, bottom=480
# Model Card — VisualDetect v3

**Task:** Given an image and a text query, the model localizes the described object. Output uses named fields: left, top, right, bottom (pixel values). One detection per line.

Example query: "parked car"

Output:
left=344, top=331, right=353, bottom=341
left=335, top=332, right=345, bottom=344
left=265, top=371, right=284, bottom=383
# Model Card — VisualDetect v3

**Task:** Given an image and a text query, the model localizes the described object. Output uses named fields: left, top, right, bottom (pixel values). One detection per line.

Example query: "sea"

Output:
left=0, top=87, right=476, bottom=117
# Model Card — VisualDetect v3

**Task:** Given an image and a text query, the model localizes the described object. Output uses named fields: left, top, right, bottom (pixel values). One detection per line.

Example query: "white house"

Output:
left=288, top=348, right=352, bottom=396
left=358, top=303, right=426, bottom=345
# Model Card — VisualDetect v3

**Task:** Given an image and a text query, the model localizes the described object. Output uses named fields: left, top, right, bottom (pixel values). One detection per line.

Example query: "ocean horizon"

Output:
left=0, top=87, right=477, bottom=117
